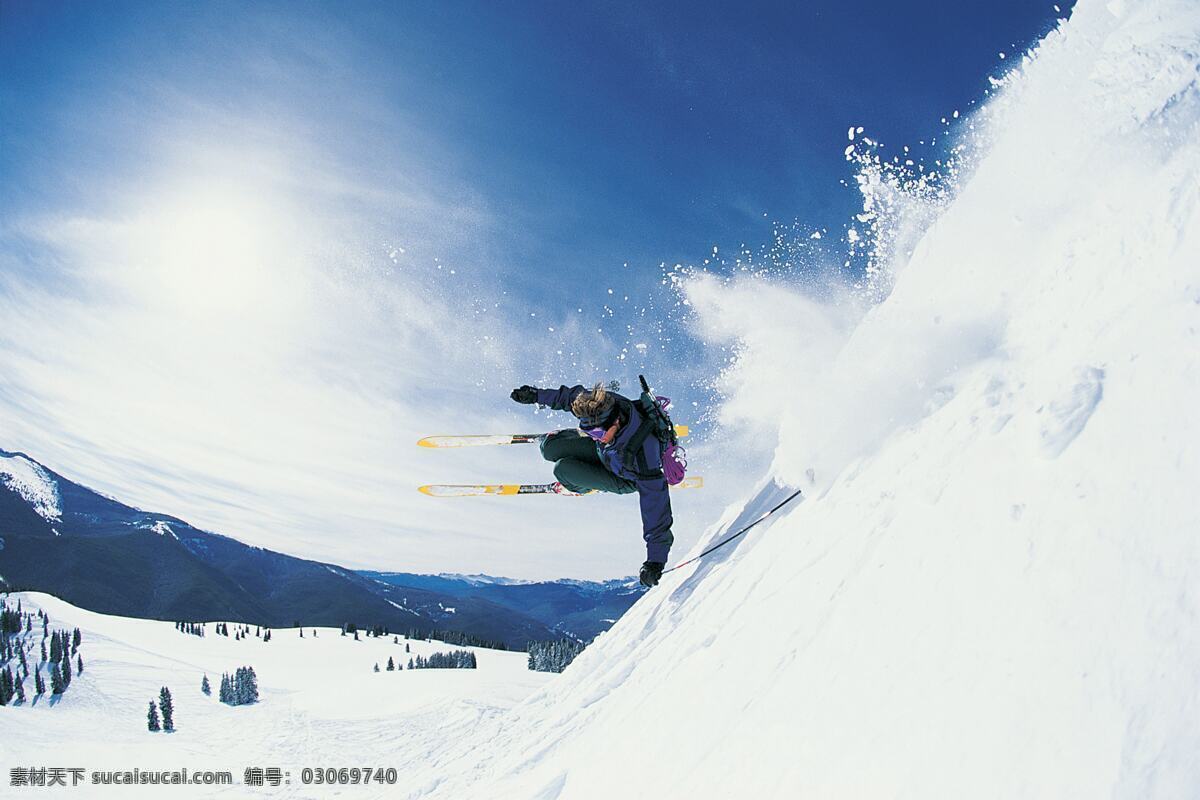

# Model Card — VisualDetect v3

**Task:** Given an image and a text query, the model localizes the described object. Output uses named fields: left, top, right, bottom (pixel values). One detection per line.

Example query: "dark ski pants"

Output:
left=540, top=430, right=637, bottom=495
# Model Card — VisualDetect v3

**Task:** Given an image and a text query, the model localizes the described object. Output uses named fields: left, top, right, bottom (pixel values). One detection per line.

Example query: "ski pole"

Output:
left=663, top=487, right=804, bottom=575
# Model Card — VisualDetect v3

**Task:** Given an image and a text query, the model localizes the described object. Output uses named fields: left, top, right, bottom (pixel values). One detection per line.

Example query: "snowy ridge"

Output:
left=408, top=2, right=1200, bottom=797
left=0, top=450, right=62, bottom=521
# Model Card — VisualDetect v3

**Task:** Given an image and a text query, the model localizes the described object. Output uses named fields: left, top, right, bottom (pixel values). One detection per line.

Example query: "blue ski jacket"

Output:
left=535, top=384, right=674, bottom=564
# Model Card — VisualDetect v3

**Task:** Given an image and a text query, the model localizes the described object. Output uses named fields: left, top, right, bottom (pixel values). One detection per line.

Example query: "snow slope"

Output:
left=0, top=592, right=550, bottom=798
left=406, top=1, right=1200, bottom=797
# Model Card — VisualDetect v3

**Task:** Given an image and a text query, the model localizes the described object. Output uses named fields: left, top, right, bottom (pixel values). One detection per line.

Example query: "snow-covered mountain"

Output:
left=383, top=2, right=1200, bottom=797
left=0, top=449, right=603, bottom=648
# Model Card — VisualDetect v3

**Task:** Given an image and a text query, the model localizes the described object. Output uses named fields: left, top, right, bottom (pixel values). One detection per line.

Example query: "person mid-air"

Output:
left=509, top=380, right=681, bottom=587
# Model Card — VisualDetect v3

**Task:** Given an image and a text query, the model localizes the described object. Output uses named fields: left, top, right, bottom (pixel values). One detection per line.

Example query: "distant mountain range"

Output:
left=0, top=448, right=642, bottom=648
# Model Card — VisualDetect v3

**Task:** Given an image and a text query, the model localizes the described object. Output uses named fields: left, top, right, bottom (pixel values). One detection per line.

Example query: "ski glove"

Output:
left=510, top=385, right=538, bottom=405
left=639, top=561, right=665, bottom=588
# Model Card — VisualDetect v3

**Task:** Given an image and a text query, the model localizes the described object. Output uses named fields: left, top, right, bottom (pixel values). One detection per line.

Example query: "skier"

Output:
left=510, top=382, right=672, bottom=587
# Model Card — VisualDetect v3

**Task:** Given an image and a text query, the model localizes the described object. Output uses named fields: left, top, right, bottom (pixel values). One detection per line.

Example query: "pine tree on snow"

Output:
left=34, top=669, right=45, bottom=696
left=147, top=701, right=161, bottom=732
left=374, top=663, right=380, bottom=672
left=15, top=675, right=26, bottom=703
left=61, top=655, right=72, bottom=689
left=386, top=657, right=395, bottom=671
left=244, top=667, right=258, bottom=703
left=50, top=663, right=63, bottom=694
left=201, top=675, right=211, bottom=695
left=77, top=654, right=83, bottom=675
left=159, top=687, right=174, bottom=731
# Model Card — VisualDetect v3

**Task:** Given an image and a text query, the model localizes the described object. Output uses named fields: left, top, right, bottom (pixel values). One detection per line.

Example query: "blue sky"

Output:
left=0, top=0, right=1071, bottom=579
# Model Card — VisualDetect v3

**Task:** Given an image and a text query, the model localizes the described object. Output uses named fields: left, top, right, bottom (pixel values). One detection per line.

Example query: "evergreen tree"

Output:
left=406, top=643, right=411, bottom=653
left=50, top=663, right=63, bottom=694
left=61, top=655, right=72, bottom=689
left=243, top=666, right=258, bottom=703
left=201, top=675, right=211, bottom=695
left=0, top=666, right=12, bottom=705
left=40, top=640, right=46, bottom=662
left=72, top=627, right=81, bottom=653
left=77, top=654, right=84, bottom=674
left=34, top=669, right=45, bottom=695
left=386, top=657, right=395, bottom=671
left=147, top=701, right=161, bottom=732
left=226, top=666, right=259, bottom=704
left=405, top=650, right=478, bottom=670
left=159, top=686, right=174, bottom=731
left=374, top=663, right=380, bottom=672
left=15, top=675, right=26, bottom=703
left=526, top=639, right=587, bottom=674
left=219, top=674, right=232, bottom=703
left=408, top=658, right=413, bottom=670
left=49, top=631, right=61, bottom=663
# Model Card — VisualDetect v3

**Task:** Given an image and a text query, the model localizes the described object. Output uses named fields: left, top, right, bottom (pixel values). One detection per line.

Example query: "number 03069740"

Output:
left=301, top=767, right=398, bottom=785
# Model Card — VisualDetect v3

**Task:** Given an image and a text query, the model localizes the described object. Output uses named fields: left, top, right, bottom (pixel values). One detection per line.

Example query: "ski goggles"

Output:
left=575, top=403, right=617, bottom=431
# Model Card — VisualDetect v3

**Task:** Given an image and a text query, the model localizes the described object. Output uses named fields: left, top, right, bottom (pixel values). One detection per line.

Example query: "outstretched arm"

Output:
left=533, top=384, right=586, bottom=412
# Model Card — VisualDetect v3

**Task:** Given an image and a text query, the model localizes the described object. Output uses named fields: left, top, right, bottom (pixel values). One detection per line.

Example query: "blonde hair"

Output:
left=571, top=382, right=612, bottom=419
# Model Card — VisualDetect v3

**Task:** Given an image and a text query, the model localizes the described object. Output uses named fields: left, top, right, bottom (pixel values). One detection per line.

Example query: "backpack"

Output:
left=625, top=375, right=688, bottom=485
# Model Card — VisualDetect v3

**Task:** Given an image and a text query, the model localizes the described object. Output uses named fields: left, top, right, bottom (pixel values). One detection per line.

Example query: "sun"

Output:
left=128, top=179, right=298, bottom=319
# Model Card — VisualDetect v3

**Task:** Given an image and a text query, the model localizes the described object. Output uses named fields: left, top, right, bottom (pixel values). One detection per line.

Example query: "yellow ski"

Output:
left=418, top=476, right=704, bottom=497
left=417, top=425, right=689, bottom=449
